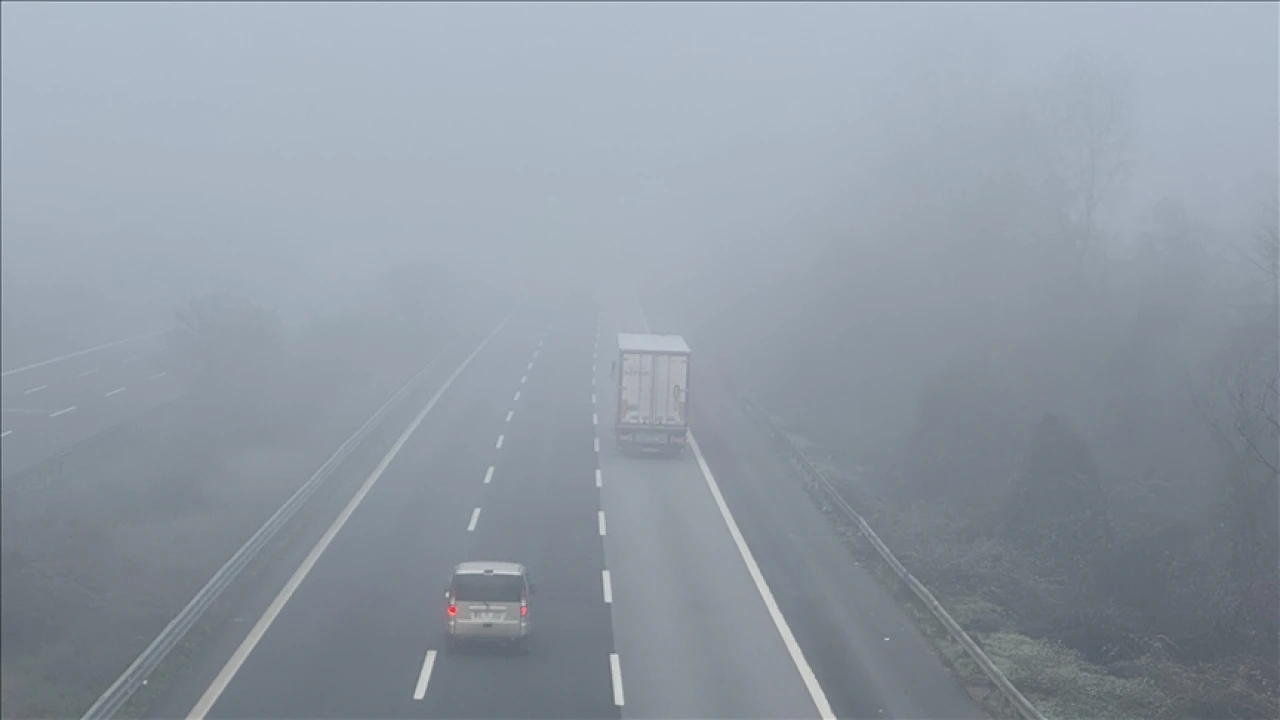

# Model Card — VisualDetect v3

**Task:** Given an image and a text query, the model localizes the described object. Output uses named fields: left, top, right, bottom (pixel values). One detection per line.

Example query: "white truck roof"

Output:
left=617, top=332, right=691, bottom=354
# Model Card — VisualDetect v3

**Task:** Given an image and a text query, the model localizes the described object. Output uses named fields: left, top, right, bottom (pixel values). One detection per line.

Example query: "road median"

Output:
left=0, top=306, right=498, bottom=720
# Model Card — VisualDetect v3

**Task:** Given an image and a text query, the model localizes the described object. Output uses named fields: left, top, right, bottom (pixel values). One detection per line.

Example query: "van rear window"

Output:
left=452, top=574, right=524, bottom=602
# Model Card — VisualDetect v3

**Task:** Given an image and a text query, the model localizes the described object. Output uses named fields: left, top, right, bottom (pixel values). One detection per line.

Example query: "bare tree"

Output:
left=1041, top=62, right=1135, bottom=261
left=169, top=292, right=284, bottom=392
left=1197, top=193, right=1279, bottom=656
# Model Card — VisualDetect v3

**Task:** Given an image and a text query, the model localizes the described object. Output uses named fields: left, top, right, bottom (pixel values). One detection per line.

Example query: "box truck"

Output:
left=614, top=333, right=690, bottom=455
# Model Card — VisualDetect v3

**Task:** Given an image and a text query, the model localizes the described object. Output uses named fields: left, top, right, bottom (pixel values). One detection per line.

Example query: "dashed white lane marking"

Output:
left=78, top=369, right=99, bottom=378
left=150, top=371, right=168, bottom=380
left=533, top=350, right=539, bottom=359
left=592, top=413, right=598, bottom=425
left=690, top=434, right=837, bottom=720
left=594, top=437, right=600, bottom=453
left=24, top=385, right=48, bottom=395
left=610, top=653, right=625, bottom=706
left=122, top=355, right=141, bottom=364
left=595, top=468, right=602, bottom=487
left=632, top=293, right=835, bottom=719
left=505, top=410, right=514, bottom=422
left=467, top=508, right=481, bottom=532
left=49, top=405, right=77, bottom=418
left=413, top=650, right=437, bottom=700
left=601, top=570, right=613, bottom=603
left=1, top=430, right=12, bottom=438
left=591, top=393, right=597, bottom=404
left=184, top=316, right=509, bottom=720
left=105, top=387, right=127, bottom=397
left=591, top=376, right=596, bottom=387
left=484, top=466, right=494, bottom=484
left=527, top=362, right=534, bottom=370
left=520, top=375, right=527, bottom=384
left=598, top=510, right=607, bottom=536
left=495, top=434, right=504, bottom=449
left=513, top=390, right=521, bottom=401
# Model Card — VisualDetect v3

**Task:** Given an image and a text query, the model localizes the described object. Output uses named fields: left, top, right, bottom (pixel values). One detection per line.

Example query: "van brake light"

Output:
left=447, top=605, right=457, bottom=616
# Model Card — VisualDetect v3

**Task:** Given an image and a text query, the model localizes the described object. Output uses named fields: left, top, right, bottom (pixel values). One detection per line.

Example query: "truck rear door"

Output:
left=652, top=353, right=688, bottom=427
left=618, top=351, right=653, bottom=425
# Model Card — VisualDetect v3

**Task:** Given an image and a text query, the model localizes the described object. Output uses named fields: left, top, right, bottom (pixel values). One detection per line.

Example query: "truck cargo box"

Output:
left=615, top=333, right=690, bottom=455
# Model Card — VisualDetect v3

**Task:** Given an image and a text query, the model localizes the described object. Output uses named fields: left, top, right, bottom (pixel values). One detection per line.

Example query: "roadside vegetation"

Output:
left=694, top=61, right=1278, bottom=720
left=0, top=274, right=459, bottom=720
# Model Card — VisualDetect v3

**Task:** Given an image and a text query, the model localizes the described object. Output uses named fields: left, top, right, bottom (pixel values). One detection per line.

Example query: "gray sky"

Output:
left=2, top=2, right=1276, bottom=325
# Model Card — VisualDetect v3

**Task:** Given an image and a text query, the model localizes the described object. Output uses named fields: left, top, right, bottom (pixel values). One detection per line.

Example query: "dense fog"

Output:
left=1, top=3, right=1276, bottom=719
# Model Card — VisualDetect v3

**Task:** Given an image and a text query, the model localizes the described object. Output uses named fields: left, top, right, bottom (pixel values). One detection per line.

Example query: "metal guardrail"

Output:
left=79, top=346, right=453, bottom=720
left=740, top=396, right=1047, bottom=720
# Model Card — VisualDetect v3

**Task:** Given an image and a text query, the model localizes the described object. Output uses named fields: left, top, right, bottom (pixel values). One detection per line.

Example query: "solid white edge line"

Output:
left=83, top=341, right=459, bottom=720
left=185, top=316, right=509, bottom=720
left=610, top=653, right=625, bottom=706
left=496, top=434, right=504, bottom=449
left=595, top=468, right=602, bottom=487
left=413, top=649, right=437, bottom=700
left=598, top=510, right=607, bottom=536
left=0, top=329, right=167, bottom=377
left=467, top=508, right=481, bottom=532
left=484, top=466, right=495, bottom=484
left=601, top=570, right=613, bottom=603
left=635, top=294, right=651, bottom=334
left=632, top=294, right=835, bottom=719
left=690, top=433, right=837, bottom=720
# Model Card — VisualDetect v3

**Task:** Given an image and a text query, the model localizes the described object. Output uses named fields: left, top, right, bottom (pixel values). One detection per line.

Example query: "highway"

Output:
left=0, top=331, right=181, bottom=478
left=140, top=291, right=983, bottom=720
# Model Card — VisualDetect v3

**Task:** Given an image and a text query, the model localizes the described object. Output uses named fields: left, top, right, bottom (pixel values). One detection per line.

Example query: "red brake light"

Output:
left=520, top=605, right=528, bottom=616
left=447, top=604, right=457, bottom=616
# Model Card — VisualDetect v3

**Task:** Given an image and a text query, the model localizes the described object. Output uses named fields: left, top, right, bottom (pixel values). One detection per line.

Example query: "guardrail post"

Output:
left=736, top=391, right=1047, bottom=720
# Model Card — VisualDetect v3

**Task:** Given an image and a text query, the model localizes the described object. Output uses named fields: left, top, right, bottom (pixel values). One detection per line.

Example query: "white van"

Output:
left=444, top=561, right=534, bottom=653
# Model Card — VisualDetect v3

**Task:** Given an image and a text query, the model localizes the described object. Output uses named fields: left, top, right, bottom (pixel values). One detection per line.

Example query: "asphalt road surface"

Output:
left=147, top=291, right=984, bottom=720
left=0, top=331, right=180, bottom=478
